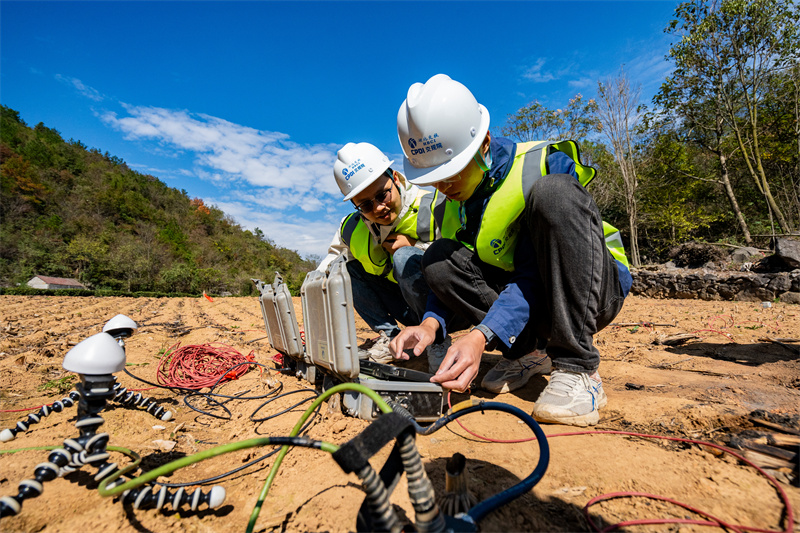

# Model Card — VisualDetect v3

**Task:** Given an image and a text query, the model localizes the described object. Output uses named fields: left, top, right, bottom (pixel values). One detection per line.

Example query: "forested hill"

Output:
left=0, top=105, right=315, bottom=295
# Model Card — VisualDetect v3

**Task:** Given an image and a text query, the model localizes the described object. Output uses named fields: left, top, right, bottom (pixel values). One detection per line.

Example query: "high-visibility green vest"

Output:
left=469, top=140, right=629, bottom=271
left=341, top=189, right=453, bottom=282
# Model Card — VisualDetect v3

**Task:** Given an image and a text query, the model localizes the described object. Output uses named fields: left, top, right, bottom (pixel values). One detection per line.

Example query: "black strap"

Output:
left=332, top=411, right=413, bottom=474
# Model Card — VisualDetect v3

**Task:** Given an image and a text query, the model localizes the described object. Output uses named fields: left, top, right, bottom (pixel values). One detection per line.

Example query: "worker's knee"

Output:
left=392, top=246, right=423, bottom=282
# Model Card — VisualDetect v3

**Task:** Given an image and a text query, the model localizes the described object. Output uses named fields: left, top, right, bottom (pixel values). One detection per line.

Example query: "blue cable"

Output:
left=390, top=400, right=550, bottom=523
left=460, top=403, right=549, bottom=522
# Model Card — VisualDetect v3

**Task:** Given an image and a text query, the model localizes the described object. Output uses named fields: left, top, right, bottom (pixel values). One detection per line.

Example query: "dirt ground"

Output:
left=0, top=294, right=798, bottom=533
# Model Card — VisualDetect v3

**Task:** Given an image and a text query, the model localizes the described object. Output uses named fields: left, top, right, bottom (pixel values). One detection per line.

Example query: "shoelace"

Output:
left=520, top=357, right=547, bottom=371
left=548, top=371, right=587, bottom=395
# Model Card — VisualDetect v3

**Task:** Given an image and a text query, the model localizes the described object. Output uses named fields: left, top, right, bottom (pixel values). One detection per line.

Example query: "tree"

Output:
left=668, top=0, right=799, bottom=234
left=66, top=234, right=109, bottom=285
left=597, top=69, right=643, bottom=267
left=1, top=153, right=48, bottom=216
left=500, top=94, right=600, bottom=142
left=653, top=59, right=752, bottom=243
left=0, top=106, right=322, bottom=294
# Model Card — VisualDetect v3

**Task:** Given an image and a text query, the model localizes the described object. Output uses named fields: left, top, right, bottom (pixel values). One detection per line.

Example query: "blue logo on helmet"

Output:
left=490, top=239, right=502, bottom=248
left=408, top=138, right=417, bottom=149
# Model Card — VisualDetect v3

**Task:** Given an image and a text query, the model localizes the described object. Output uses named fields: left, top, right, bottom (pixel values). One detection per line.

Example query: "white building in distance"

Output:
left=27, top=276, right=87, bottom=290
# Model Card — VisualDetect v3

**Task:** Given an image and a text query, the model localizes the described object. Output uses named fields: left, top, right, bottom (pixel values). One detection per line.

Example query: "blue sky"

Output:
left=1, top=0, right=677, bottom=260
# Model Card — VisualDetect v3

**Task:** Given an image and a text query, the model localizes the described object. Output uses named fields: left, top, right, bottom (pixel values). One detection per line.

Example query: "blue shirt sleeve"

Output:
left=547, top=150, right=578, bottom=180
left=617, top=261, right=632, bottom=297
left=422, top=291, right=451, bottom=343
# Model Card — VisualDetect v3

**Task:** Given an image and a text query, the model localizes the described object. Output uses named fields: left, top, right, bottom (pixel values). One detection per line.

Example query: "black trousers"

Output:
left=421, top=174, right=625, bottom=372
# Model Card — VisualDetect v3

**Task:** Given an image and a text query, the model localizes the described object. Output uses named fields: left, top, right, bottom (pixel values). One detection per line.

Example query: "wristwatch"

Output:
left=471, top=324, right=498, bottom=351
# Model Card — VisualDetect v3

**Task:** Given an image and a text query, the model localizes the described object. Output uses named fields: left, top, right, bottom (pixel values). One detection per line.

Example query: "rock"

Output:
left=630, top=269, right=798, bottom=303
left=730, top=247, right=761, bottom=263
left=767, top=273, right=792, bottom=292
left=774, top=237, right=800, bottom=269
left=331, top=419, right=349, bottom=434
left=152, top=439, right=177, bottom=452
left=779, top=291, right=800, bottom=304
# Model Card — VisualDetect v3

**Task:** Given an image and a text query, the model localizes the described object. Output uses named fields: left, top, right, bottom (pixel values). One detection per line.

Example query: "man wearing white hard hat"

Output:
left=389, top=74, right=632, bottom=427
left=318, top=142, right=460, bottom=371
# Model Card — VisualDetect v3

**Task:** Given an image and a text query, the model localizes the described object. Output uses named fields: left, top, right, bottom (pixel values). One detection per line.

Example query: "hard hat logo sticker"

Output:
left=343, top=158, right=365, bottom=181
left=409, top=134, right=442, bottom=156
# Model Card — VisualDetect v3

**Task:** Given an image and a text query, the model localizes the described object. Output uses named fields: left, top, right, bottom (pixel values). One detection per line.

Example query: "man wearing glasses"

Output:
left=317, top=142, right=459, bottom=372
left=389, top=75, right=632, bottom=427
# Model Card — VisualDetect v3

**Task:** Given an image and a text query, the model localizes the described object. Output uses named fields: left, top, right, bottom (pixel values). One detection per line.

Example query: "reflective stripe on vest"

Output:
left=341, top=212, right=394, bottom=280
left=474, top=140, right=623, bottom=271
left=603, top=222, right=629, bottom=268
left=432, top=189, right=462, bottom=241
left=341, top=190, right=438, bottom=283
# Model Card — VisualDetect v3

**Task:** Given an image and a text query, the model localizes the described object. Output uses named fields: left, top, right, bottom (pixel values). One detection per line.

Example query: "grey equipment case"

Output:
left=256, top=256, right=444, bottom=422
left=253, top=274, right=317, bottom=384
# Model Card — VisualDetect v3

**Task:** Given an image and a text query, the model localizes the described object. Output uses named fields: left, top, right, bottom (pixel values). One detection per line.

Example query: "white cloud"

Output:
left=66, top=91, right=354, bottom=252
left=208, top=198, right=339, bottom=260
left=621, top=51, right=674, bottom=98
left=99, top=105, right=342, bottom=205
left=568, top=76, right=596, bottom=89
left=55, top=75, right=104, bottom=101
left=521, top=58, right=574, bottom=84
left=126, top=163, right=183, bottom=178
left=522, top=59, right=556, bottom=83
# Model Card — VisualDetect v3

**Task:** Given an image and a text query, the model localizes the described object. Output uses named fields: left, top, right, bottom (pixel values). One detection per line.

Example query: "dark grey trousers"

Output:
left=421, top=174, right=625, bottom=372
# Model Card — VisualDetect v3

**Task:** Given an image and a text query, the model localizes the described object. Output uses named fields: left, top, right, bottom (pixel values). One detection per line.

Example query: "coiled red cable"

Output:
left=156, top=342, right=255, bottom=390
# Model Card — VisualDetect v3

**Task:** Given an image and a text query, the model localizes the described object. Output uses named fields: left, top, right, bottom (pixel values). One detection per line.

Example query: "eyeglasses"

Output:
left=354, top=179, right=394, bottom=213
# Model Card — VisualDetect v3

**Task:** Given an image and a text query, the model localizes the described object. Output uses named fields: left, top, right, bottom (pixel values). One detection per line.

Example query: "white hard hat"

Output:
left=334, top=142, right=394, bottom=201
left=397, top=74, right=490, bottom=186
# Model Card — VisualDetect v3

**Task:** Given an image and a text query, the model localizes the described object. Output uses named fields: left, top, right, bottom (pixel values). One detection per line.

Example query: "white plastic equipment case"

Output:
left=253, top=274, right=317, bottom=384
left=301, top=257, right=444, bottom=422
left=256, top=258, right=444, bottom=422
left=301, top=262, right=360, bottom=379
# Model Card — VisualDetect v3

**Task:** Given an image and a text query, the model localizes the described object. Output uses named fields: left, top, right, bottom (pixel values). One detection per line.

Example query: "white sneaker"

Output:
left=532, top=369, right=607, bottom=427
left=480, top=350, right=552, bottom=394
left=360, top=331, right=395, bottom=364
left=426, top=335, right=452, bottom=374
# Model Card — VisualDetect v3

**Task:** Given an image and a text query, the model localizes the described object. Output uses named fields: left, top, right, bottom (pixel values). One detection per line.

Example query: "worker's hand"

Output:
left=382, top=233, right=416, bottom=254
left=389, top=318, right=439, bottom=360
left=430, top=329, right=486, bottom=392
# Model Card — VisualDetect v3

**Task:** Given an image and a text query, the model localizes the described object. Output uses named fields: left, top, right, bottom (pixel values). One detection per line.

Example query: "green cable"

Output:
left=98, top=436, right=339, bottom=497
left=245, top=382, right=393, bottom=533
left=0, top=445, right=62, bottom=454
left=1, top=382, right=393, bottom=533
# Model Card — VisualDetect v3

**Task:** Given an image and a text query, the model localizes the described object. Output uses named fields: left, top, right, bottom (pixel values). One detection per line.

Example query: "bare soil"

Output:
left=1, top=294, right=798, bottom=533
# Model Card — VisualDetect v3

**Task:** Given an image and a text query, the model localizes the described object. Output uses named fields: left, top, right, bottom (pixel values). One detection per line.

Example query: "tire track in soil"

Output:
left=1, top=297, right=164, bottom=354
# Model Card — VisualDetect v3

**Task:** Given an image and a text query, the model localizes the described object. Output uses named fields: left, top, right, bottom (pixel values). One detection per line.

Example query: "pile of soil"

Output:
left=0, top=294, right=798, bottom=532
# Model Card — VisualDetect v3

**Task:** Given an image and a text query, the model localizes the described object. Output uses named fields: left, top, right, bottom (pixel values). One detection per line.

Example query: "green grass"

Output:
left=37, top=375, right=76, bottom=395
